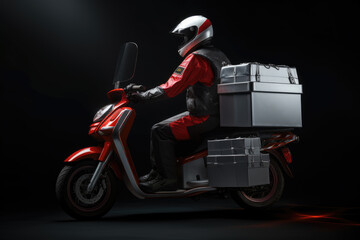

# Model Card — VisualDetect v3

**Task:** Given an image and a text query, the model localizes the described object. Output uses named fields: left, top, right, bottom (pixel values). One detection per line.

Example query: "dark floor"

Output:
left=1, top=198, right=359, bottom=240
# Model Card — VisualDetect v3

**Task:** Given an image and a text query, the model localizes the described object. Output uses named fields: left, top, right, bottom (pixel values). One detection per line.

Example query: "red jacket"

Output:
left=159, top=53, right=214, bottom=98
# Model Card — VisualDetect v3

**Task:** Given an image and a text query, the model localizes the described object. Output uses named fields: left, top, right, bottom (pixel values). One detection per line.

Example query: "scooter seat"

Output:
left=175, top=127, right=240, bottom=158
left=175, top=139, right=207, bottom=158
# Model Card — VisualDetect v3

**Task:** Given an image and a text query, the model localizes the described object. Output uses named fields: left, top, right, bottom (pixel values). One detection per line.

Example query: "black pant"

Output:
left=150, top=111, right=219, bottom=179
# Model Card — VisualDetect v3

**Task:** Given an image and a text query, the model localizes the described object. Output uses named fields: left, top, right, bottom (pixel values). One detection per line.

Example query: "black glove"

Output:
left=123, top=83, right=136, bottom=92
left=127, top=86, right=167, bottom=103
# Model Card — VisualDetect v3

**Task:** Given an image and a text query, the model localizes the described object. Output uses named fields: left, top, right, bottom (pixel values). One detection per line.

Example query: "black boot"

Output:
left=139, top=169, right=159, bottom=183
left=139, top=175, right=177, bottom=193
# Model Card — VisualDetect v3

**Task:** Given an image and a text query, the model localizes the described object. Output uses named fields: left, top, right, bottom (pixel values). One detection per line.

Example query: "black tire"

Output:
left=56, top=161, right=118, bottom=220
left=231, top=158, right=284, bottom=209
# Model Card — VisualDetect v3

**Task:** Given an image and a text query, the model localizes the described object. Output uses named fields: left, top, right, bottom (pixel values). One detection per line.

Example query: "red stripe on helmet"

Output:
left=198, top=19, right=211, bottom=34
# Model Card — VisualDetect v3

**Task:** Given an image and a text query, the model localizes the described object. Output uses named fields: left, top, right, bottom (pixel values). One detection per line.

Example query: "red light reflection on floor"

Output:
left=293, top=211, right=360, bottom=226
left=236, top=205, right=360, bottom=228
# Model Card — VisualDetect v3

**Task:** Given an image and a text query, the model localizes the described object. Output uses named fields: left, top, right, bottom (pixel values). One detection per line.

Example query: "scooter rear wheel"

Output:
left=56, top=161, right=118, bottom=220
left=231, top=159, right=284, bottom=209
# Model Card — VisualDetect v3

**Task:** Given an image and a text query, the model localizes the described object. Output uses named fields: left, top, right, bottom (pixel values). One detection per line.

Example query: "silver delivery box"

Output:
left=218, top=63, right=303, bottom=127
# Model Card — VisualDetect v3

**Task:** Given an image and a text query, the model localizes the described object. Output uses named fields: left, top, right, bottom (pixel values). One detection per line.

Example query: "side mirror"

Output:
left=113, top=42, right=138, bottom=88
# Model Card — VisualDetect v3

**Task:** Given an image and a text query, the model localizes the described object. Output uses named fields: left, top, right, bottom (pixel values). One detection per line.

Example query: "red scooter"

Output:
left=56, top=42, right=299, bottom=220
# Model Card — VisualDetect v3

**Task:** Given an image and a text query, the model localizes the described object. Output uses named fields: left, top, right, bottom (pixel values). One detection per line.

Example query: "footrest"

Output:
left=155, top=189, right=186, bottom=194
left=187, top=180, right=209, bottom=187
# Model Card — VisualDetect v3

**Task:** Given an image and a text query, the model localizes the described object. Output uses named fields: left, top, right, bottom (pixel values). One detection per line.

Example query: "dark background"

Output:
left=0, top=0, right=359, bottom=213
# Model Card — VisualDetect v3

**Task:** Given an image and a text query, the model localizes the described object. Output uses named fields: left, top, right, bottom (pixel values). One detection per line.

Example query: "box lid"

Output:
left=220, top=63, right=299, bottom=84
left=217, top=82, right=303, bottom=94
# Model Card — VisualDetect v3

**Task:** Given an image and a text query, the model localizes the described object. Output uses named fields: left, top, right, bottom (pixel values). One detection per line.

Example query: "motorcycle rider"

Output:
left=128, top=15, right=230, bottom=193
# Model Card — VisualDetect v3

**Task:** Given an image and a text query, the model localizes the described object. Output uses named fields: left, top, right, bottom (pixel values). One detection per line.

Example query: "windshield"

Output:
left=113, top=42, right=138, bottom=86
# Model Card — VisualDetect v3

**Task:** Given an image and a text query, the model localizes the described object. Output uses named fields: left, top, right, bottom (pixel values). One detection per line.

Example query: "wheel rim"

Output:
left=240, top=163, right=278, bottom=203
left=67, top=166, right=111, bottom=212
left=73, top=173, right=105, bottom=205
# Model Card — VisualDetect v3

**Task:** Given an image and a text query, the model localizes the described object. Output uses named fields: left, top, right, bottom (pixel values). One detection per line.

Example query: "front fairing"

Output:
left=107, top=88, right=128, bottom=104
left=89, top=88, right=131, bottom=139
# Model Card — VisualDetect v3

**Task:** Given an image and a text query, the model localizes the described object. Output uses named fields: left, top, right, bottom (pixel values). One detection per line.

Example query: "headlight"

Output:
left=93, top=104, right=114, bottom=122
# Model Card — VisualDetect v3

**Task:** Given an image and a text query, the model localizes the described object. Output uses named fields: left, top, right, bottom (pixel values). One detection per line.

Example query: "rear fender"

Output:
left=264, top=149, right=294, bottom=178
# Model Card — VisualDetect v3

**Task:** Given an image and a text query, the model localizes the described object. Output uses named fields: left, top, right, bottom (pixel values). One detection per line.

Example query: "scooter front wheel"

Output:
left=231, top=159, right=284, bottom=210
left=56, top=161, right=118, bottom=220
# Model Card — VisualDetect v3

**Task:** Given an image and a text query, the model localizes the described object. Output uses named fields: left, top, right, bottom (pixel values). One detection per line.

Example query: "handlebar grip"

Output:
left=131, top=85, right=146, bottom=92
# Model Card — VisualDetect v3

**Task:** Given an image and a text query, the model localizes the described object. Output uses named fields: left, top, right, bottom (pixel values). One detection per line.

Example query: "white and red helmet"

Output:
left=171, top=15, right=213, bottom=57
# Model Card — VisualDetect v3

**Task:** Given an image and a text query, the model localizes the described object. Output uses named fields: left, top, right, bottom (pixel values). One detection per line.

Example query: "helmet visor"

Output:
left=170, top=27, right=197, bottom=49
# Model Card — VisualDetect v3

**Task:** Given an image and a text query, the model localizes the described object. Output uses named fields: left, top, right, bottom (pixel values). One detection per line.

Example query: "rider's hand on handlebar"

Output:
left=124, top=83, right=135, bottom=93
left=125, top=85, right=164, bottom=104
left=124, top=83, right=147, bottom=103
left=124, top=83, right=146, bottom=93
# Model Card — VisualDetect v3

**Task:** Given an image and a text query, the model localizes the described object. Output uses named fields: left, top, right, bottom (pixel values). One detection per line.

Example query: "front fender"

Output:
left=64, top=146, right=123, bottom=180
left=64, top=146, right=102, bottom=163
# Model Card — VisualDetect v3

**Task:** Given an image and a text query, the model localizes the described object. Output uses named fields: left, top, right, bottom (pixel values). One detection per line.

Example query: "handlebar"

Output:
left=131, top=85, right=146, bottom=92
left=107, top=84, right=146, bottom=103
left=124, top=84, right=146, bottom=93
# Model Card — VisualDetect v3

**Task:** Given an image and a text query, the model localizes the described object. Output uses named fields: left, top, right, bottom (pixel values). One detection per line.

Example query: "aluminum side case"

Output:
left=207, top=137, right=270, bottom=188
